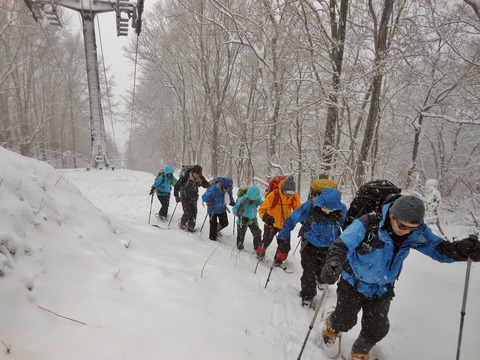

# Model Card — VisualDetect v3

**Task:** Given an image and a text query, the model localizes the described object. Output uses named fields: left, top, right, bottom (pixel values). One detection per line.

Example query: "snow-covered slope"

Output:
left=0, top=146, right=478, bottom=359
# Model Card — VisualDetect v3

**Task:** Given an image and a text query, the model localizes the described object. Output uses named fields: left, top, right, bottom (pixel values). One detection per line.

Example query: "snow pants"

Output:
left=236, top=219, right=262, bottom=250
left=180, top=196, right=198, bottom=231
left=329, top=278, right=394, bottom=354
left=157, top=194, right=170, bottom=218
left=261, top=225, right=279, bottom=250
left=209, top=212, right=228, bottom=240
left=299, top=240, right=328, bottom=301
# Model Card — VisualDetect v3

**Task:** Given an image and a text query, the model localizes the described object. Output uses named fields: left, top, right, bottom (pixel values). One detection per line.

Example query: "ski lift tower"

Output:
left=23, top=0, right=144, bottom=169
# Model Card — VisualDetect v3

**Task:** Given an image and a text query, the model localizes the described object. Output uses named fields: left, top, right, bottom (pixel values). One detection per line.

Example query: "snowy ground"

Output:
left=0, top=146, right=479, bottom=360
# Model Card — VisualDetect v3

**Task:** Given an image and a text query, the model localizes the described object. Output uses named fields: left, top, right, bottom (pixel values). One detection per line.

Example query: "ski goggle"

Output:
left=393, top=216, right=420, bottom=231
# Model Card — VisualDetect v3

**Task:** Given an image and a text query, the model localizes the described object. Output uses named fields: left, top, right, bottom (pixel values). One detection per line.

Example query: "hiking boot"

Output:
left=256, top=245, right=266, bottom=260
left=301, top=298, right=314, bottom=308
left=178, top=219, right=186, bottom=230
left=322, top=317, right=340, bottom=346
left=237, top=242, right=244, bottom=250
left=273, top=258, right=283, bottom=267
left=351, top=353, right=369, bottom=360
left=316, top=280, right=326, bottom=291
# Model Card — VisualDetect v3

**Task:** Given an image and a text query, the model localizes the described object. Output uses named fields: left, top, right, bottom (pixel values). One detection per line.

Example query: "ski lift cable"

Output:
left=95, top=15, right=119, bottom=160
left=127, top=33, right=140, bottom=167
left=38, top=22, right=69, bottom=87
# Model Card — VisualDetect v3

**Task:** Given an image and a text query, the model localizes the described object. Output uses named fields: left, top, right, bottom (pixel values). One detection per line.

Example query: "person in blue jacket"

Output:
left=320, top=195, right=480, bottom=360
left=202, top=177, right=235, bottom=241
left=150, top=165, right=178, bottom=220
left=232, top=186, right=263, bottom=251
left=277, top=187, right=347, bottom=308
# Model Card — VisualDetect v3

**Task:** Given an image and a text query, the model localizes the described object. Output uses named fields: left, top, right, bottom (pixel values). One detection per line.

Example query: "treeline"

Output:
left=124, top=0, right=480, bottom=205
left=1, top=1, right=479, bottom=207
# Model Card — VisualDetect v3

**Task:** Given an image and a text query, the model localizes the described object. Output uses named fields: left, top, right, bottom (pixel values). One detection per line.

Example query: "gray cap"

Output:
left=282, top=176, right=296, bottom=195
left=389, top=195, right=425, bottom=224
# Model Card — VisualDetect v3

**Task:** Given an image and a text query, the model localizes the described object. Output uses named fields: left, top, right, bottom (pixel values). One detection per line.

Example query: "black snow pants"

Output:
left=329, top=278, right=394, bottom=354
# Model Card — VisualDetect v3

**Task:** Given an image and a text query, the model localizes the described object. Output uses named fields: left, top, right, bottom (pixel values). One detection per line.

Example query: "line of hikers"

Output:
left=150, top=165, right=480, bottom=360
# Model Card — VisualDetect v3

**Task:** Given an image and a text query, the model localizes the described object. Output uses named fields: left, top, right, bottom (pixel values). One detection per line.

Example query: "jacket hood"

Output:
left=246, top=186, right=261, bottom=201
left=313, top=188, right=343, bottom=211
left=164, top=165, right=174, bottom=175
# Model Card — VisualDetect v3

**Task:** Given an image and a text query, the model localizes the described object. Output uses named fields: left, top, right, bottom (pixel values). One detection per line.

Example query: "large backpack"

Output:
left=180, top=165, right=194, bottom=179
left=237, top=186, right=249, bottom=198
left=154, top=170, right=166, bottom=186
left=344, top=180, right=401, bottom=228
left=265, top=175, right=287, bottom=208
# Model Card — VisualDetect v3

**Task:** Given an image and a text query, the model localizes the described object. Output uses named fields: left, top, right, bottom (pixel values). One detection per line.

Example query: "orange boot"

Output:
left=351, top=353, right=369, bottom=360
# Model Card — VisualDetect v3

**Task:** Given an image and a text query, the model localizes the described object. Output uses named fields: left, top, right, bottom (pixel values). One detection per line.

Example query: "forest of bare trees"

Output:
left=1, top=0, right=479, bottom=206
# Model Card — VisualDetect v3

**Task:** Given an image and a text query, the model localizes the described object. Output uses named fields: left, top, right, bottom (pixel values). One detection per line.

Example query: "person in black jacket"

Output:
left=173, top=165, right=210, bottom=232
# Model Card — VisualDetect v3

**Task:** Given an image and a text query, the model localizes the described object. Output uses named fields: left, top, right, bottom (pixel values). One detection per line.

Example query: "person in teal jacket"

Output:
left=320, top=195, right=480, bottom=360
left=150, top=165, right=177, bottom=220
left=232, top=186, right=263, bottom=250
left=277, top=188, right=347, bottom=307
left=202, top=177, right=235, bottom=241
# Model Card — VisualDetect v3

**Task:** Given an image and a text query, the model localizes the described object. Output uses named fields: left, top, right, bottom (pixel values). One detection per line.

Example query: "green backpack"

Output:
left=237, top=186, right=249, bottom=198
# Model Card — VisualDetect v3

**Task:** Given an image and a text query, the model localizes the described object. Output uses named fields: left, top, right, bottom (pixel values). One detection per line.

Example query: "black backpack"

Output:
left=344, top=180, right=401, bottom=228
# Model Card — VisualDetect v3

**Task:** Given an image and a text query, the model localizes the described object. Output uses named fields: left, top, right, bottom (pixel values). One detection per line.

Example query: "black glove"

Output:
left=328, top=210, right=344, bottom=223
left=262, top=214, right=275, bottom=226
left=456, top=234, right=480, bottom=261
left=175, top=195, right=181, bottom=203
left=321, top=260, right=342, bottom=285
left=229, top=201, right=236, bottom=207
left=149, top=188, right=155, bottom=196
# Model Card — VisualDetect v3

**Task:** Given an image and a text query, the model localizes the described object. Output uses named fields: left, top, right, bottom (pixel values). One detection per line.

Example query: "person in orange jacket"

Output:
left=257, top=175, right=301, bottom=266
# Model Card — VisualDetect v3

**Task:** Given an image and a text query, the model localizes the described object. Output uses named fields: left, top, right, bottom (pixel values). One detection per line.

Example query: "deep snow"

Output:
left=0, top=146, right=479, bottom=360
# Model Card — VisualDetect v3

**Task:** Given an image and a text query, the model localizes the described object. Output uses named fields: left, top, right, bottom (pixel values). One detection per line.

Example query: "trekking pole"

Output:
left=297, top=285, right=329, bottom=360
left=167, top=202, right=178, bottom=228
left=264, top=246, right=279, bottom=288
left=292, top=237, right=302, bottom=256
left=233, top=215, right=236, bottom=235
left=254, top=259, right=261, bottom=274
left=148, top=194, right=154, bottom=224
left=456, top=255, right=473, bottom=360
left=264, top=264, right=274, bottom=288
left=200, top=212, right=209, bottom=233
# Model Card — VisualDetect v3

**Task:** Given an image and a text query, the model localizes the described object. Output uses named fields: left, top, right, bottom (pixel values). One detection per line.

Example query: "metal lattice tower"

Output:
left=23, top=0, right=144, bottom=169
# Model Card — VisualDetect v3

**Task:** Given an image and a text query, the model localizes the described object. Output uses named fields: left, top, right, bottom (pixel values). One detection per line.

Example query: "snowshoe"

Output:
left=320, top=307, right=342, bottom=359
left=156, top=213, right=167, bottom=221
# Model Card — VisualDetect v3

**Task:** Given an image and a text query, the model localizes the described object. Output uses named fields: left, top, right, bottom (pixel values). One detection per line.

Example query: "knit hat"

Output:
left=282, top=176, right=296, bottom=195
left=221, top=178, right=233, bottom=191
left=389, top=195, right=425, bottom=224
